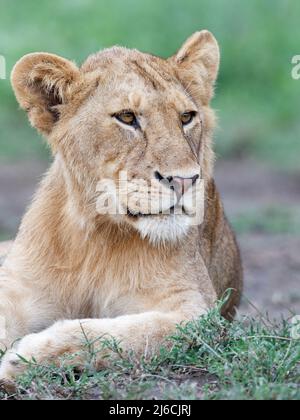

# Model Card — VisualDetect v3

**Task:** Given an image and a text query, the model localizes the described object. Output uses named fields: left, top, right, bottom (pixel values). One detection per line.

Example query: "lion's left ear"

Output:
left=11, top=53, right=81, bottom=135
left=170, top=30, right=220, bottom=103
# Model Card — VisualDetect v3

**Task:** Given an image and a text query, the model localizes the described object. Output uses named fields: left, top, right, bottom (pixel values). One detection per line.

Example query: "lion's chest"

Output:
left=65, top=245, right=165, bottom=319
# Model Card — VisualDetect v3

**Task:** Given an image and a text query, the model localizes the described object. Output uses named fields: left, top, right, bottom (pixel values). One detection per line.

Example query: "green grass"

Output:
left=0, top=0, right=300, bottom=170
left=1, top=304, right=299, bottom=400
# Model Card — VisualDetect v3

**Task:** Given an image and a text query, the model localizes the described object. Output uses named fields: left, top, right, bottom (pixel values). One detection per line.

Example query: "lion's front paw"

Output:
left=0, top=332, right=51, bottom=386
left=0, top=326, right=83, bottom=388
left=0, top=350, right=25, bottom=391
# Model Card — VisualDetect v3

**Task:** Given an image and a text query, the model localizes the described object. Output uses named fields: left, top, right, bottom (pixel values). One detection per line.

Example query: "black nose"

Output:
left=154, top=171, right=199, bottom=199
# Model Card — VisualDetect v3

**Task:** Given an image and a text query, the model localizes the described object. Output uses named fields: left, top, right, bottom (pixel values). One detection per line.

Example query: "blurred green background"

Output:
left=0, top=0, right=299, bottom=169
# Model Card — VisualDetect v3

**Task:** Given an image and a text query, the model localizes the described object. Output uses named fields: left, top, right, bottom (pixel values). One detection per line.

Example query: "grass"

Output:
left=1, top=304, right=299, bottom=400
left=0, top=0, right=300, bottom=170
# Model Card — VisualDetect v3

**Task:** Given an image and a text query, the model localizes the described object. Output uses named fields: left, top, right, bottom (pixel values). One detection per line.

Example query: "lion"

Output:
left=0, top=30, right=242, bottom=385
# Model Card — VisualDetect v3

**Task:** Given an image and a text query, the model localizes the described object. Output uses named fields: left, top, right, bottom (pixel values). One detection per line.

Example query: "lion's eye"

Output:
left=181, top=111, right=196, bottom=126
left=115, top=111, right=138, bottom=127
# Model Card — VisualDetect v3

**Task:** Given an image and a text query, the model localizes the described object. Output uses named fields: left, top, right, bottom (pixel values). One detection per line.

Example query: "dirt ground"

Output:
left=215, top=159, right=300, bottom=318
left=0, top=158, right=299, bottom=319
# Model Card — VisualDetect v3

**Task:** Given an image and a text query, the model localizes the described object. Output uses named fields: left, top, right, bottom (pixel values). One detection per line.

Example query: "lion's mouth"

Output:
left=126, top=205, right=191, bottom=219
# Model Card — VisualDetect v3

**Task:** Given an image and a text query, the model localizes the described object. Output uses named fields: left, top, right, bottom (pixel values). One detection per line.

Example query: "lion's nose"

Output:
left=155, top=172, right=199, bottom=199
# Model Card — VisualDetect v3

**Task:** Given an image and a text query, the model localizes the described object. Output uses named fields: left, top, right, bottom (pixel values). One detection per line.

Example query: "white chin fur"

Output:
left=136, top=215, right=192, bottom=245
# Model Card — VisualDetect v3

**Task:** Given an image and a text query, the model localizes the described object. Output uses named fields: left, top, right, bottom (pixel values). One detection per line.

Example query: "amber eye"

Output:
left=115, top=111, right=138, bottom=127
left=181, top=111, right=196, bottom=126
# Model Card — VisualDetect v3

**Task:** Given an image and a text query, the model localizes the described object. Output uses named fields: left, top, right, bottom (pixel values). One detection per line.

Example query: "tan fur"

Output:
left=0, top=31, right=242, bottom=384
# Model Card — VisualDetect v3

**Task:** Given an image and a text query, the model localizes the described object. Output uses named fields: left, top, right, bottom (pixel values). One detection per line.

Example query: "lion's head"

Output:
left=11, top=31, right=220, bottom=244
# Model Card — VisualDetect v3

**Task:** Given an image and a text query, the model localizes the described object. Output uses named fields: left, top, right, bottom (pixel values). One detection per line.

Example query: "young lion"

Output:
left=0, top=31, right=242, bottom=384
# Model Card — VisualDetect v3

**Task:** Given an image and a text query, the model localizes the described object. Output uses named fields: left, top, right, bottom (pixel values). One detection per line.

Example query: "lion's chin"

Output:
left=135, top=214, right=192, bottom=246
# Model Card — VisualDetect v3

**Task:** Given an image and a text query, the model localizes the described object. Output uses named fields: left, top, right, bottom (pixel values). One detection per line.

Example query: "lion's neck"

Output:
left=15, top=159, right=175, bottom=276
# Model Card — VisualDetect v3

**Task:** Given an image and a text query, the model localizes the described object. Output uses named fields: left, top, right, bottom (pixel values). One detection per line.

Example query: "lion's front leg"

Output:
left=0, top=267, right=62, bottom=355
left=0, top=271, right=36, bottom=351
left=0, top=306, right=207, bottom=384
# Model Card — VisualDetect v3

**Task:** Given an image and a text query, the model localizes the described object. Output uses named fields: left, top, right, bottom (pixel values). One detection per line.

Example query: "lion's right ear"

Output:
left=170, top=31, right=220, bottom=104
left=11, top=53, right=81, bottom=135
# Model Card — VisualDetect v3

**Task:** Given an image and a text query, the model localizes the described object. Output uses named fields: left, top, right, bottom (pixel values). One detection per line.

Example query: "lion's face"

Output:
left=65, top=50, right=206, bottom=243
left=11, top=31, right=220, bottom=244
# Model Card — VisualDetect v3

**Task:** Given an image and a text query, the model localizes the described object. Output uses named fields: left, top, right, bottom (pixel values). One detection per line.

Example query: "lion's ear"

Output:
left=11, top=53, right=81, bottom=135
left=171, top=30, right=220, bottom=103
